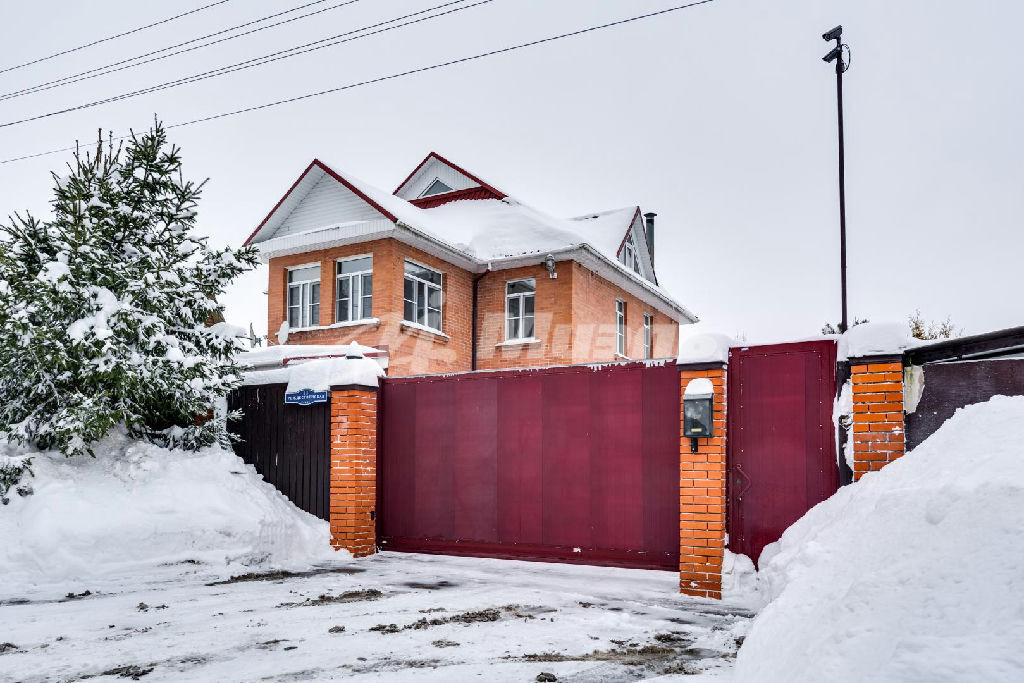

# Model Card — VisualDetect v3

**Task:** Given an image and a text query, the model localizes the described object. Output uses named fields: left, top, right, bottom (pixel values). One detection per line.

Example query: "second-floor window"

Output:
left=616, top=299, right=626, bottom=356
left=505, top=278, right=536, bottom=340
left=643, top=314, right=653, bottom=359
left=287, top=264, right=320, bottom=329
left=403, top=260, right=442, bottom=332
left=336, top=256, right=372, bottom=323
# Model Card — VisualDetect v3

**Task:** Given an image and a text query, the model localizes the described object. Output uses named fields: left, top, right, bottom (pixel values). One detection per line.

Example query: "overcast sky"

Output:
left=1, top=0, right=1021, bottom=342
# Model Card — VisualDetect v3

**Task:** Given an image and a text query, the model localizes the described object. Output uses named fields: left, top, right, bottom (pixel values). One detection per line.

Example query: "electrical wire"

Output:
left=0, top=0, right=492, bottom=130
left=0, top=0, right=360, bottom=103
left=0, top=0, right=235, bottom=76
left=0, top=0, right=716, bottom=165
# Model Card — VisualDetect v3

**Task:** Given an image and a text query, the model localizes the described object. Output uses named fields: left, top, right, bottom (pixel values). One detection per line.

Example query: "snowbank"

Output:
left=735, top=396, right=1024, bottom=681
left=0, top=435, right=338, bottom=592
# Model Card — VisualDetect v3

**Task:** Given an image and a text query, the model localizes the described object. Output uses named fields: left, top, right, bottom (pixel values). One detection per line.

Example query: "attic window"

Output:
left=620, top=233, right=642, bottom=274
left=420, top=178, right=453, bottom=198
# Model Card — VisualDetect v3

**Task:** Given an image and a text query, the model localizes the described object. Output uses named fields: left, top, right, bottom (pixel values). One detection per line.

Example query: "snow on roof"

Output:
left=569, top=206, right=640, bottom=260
left=239, top=343, right=385, bottom=370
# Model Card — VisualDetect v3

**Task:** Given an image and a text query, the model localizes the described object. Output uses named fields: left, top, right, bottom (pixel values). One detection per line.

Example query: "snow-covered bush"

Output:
left=0, top=123, right=258, bottom=457
left=0, top=453, right=34, bottom=505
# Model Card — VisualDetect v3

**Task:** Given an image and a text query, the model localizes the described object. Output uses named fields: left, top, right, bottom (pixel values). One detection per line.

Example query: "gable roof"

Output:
left=393, top=151, right=507, bottom=200
left=246, top=158, right=694, bottom=322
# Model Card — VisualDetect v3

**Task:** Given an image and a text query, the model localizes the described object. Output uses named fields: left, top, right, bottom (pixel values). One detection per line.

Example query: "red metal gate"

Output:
left=727, top=341, right=839, bottom=565
left=378, top=361, right=681, bottom=570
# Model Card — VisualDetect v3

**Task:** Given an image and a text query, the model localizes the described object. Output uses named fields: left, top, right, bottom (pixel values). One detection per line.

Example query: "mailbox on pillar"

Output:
left=683, top=377, right=715, bottom=452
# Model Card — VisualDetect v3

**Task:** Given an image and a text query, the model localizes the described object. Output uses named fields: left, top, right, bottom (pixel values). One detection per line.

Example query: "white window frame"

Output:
left=335, top=254, right=373, bottom=323
left=620, top=232, right=641, bottom=274
left=419, top=177, right=454, bottom=198
left=505, top=278, right=536, bottom=341
left=643, top=314, right=653, bottom=359
left=616, top=299, right=627, bottom=356
left=286, top=263, right=320, bottom=329
left=403, top=259, right=443, bottom=332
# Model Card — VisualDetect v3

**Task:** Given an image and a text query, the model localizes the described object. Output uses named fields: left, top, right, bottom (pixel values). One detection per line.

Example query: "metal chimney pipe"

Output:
left=643, top=212, right=657, bottom=266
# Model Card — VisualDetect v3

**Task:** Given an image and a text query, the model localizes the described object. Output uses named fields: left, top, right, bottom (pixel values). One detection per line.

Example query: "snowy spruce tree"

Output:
left=0, top=122, right=258, bottom=457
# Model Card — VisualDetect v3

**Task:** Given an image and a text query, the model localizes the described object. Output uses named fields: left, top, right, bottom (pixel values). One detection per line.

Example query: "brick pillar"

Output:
left=678, top=365, right=727, bottom=599
left=850, top=359, right=905, bottom=481
left=329, top=387, right=378, bottom=556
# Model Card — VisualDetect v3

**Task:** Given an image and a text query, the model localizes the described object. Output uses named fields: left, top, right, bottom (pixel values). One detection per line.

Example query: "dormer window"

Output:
left=620, top=232, right=641, bottom=274
left=420, top=178, right=453, bottom=198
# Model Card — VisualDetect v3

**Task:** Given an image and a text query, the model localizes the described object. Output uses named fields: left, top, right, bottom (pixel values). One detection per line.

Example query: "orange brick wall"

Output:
left=268, top=239, right=473, bottom=376
left=851, top=360, right=906, bottom=480
left=268, top=240, right=681, bottom=375
left=329, top=388, right=377, bottom=557
left=571, top=263, right=679, bottom=363
left=678, top=366, right=727, bottom=599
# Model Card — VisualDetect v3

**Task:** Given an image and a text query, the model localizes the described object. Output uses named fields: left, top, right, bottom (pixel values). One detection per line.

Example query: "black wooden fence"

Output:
left=228, top=384, right=331, bottom=520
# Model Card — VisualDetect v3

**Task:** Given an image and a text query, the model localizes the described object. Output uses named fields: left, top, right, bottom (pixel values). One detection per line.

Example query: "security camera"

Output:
left=822, top=46, right=842, bottom=63
left=822, top=25, right=843, bottom=42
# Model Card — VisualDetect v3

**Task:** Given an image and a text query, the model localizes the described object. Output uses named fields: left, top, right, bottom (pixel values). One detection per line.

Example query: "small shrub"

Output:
left=0, top=456, right=34, bottom=505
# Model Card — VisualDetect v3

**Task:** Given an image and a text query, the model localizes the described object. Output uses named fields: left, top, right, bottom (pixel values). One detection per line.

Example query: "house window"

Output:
left=620, top=232, right=641, bottom=274
left=643, top=314, right=653, bottom=359
left=421, top=178, right=453, bottom=197
left=616, top=299, right=626, bottom=356
left=287, top=264, right=320, bottom=329
left=505, top=278, right=536, bottom=340
left=403, top=260, right=442, bottom=331
left=335, top=256, right=373, bottom=323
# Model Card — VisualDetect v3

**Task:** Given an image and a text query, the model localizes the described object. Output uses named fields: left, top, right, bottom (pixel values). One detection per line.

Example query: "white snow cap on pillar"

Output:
left=684, top=377, right=715, bottom=397
left=838, top=322, right=920, bottom=360
left=678, top=332, right=736, bottom=365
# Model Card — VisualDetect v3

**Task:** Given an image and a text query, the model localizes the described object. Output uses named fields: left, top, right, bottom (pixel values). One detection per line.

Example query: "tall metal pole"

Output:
left=835, top=50, right=848, bottom=333
left=822, top=26, right=849, bottom=332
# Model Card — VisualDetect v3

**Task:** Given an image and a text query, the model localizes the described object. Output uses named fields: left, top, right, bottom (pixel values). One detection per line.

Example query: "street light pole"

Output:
left=823, top=26, right=850, bottom=332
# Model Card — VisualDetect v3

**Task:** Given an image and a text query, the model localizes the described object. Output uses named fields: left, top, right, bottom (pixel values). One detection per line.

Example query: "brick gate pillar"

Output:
left=678, top=364, right=727, bottom=599
left=329, top=387, right=378, bottom=557
left=849, top=357, right=906, bottom=481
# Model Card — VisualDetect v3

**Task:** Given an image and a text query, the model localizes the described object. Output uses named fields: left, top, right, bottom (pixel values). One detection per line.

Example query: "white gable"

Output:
left=274, top=173, right=387, bottom=239
left=394, top=157, right=478, bottom=200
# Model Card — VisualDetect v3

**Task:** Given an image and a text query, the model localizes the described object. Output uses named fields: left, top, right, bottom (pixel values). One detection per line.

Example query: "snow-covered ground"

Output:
left=735, top=396, right=1024, bottom=681
left=0, top=437, right=752, bottom=681
left=0, top=553, right=752, bottom=682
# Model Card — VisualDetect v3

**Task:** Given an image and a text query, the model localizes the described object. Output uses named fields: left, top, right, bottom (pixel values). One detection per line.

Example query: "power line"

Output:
left=0, top=1, right=235, bottom=76
left=0, top=0, right=492, bottom=130
left=0, top=0, right=716, bottom=166
left=0, top=0, right=359, bottom=103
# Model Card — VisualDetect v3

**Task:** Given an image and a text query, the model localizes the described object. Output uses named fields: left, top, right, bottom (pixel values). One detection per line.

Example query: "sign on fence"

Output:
left=284, top=388, right=329, bottom=406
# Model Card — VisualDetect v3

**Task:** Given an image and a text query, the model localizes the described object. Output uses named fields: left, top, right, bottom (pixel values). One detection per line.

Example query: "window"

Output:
left=403, top=260, right=442, bottom=331
left=421, top=178, right=453, bottom=197
left=620, top=232, right=641, bottom=274
left=643, top=314, right=653, bottom=359
left=335, top=256, right=373, bottom=323
left=505, top=279, right=536, bottom=340
left=287, top=265, right=320, bottom=328
left=616, top=299, right=626, bottom=356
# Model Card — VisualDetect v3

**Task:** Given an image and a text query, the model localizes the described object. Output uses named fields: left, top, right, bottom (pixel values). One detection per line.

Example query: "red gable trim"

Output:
left=410, top=186, right=502, bottom=209
left=614, top=207, right=644, bottom=257
left=393, top=151, right=507, bottom=200
left=243, top=158, right=398, bottom=246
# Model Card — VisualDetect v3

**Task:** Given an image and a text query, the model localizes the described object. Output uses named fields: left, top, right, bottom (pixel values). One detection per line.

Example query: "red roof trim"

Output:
left=393, top=151, right=507, bottom=200
left=410, top=186, right=502, bottom=209
left=614, top=207, right=643, bottom=257
left=243, top=159, right=398, bottom=246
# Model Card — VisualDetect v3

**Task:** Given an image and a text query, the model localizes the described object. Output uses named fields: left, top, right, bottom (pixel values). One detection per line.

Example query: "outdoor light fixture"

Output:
left=683, top=378, right=715, bottom=453
left=544, top=253, right=557, bottom=279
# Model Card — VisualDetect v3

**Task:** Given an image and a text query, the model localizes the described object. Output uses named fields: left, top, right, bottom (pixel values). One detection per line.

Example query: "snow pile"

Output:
left=678, top=332, right=735, bottom=364
left=0, top=435, right=337, bottom=591
left=735, top=396, right=1024, bottom=681
left=240, top=342, right=383, bottom=370
left=838, top=321, right=919, bottom=359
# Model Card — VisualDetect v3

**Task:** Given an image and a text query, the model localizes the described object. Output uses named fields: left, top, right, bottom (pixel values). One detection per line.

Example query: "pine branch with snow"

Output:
left=0, top=122, right=258, bottom=457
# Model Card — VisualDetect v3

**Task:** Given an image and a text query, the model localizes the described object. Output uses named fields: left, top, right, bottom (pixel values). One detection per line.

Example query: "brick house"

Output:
left=244, top=153, right=697, bottom=376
